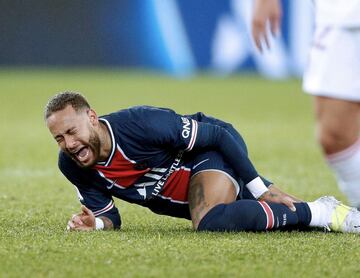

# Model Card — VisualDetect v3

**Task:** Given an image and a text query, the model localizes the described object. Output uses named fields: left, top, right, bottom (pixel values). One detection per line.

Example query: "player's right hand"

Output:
left=259, top=188, right=297, bottom=212
left=66, top=205, right=96, bottom=231
left=251, top=0, right=282, bottom=52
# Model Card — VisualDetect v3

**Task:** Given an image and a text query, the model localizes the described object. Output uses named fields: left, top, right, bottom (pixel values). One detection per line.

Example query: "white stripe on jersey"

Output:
left=116, top=144, right=136, bottom=164
left=175, top=166, right=191, bottom=172
left=145, top=166, right=191, bottom=181
left=73, top=185, right=84, bottom=202
left=93, top=200, right=114, bottom=216
left=151, top=168, right=167, bottom=173
left=157, top=194, right=189, bottom=204
left=185, top=119, right=198, bottom=151
left=134, top=181, right=156, bottom=188
left=98, top=118, right=116, bottom=167
left=144, top=173, right=163, bottom=180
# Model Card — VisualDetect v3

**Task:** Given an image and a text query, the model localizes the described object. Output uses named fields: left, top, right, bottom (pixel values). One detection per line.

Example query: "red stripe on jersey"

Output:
left=160, top=167, right=191, bottom=203
left=258, top=201, right=274, bottom=230
left=94, top=148, right=149, bottom=187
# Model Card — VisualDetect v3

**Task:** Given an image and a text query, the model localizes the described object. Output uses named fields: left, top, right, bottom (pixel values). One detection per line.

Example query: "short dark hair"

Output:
left=44, top=91, right=90, bottom=119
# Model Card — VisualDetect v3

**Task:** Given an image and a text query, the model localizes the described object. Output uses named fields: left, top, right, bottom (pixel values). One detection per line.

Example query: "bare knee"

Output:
left=317, top=128, right=349, bottom=154
left=317, top=125, right=358, bottom=154
left=188, top=171, right=236, bottom=230
left=314, top=97, right=360, bottom=154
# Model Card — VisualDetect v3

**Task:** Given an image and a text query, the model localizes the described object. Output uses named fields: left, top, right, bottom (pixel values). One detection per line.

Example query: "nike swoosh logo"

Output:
left=192, top=158, right=210, bottom=170
left=107, top=179, right=118, bottom=190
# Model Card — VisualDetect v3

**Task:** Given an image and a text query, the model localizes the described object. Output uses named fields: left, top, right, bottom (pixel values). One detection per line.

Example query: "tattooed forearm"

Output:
left=99, top=216, right=114, bottom=230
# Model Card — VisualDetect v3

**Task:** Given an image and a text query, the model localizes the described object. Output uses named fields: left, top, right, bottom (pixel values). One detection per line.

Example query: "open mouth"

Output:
left=75, top=147, right=90, bottom=162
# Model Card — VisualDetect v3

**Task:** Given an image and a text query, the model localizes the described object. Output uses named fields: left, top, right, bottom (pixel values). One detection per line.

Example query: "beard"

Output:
left=68, top=128, right=101, bottom=169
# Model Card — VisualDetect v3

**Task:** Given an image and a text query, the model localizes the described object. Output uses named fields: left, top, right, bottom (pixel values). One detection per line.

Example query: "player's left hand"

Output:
left=66, top=205, right=96, bottom=231
left=259, top=186, right=297, bottom=212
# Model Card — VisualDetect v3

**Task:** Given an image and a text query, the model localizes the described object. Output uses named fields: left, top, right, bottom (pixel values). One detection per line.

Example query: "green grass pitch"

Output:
left=0, top=69, right=359, bottom=277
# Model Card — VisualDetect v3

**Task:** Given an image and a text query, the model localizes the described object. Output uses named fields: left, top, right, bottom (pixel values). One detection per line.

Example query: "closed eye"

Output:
left=55, top=136, right=64, bottom=144
left=68, top=128, right=77, bottom=135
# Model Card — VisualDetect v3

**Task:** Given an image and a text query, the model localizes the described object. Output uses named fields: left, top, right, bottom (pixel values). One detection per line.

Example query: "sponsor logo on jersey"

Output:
left=151, top=150, right=184, bottom=197
left=181, top=117, right=191, bottom=139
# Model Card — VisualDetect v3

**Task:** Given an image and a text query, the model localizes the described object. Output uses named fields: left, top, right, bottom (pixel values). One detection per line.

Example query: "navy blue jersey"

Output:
left=59, top=106, right=263, bottom=228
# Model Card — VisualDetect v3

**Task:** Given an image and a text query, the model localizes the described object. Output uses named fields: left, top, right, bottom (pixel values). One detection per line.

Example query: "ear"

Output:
left=87, top=108, right=98, bottom=126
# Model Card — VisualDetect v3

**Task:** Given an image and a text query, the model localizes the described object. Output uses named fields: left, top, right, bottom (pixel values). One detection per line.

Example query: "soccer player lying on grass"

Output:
left=45, top=92, right=360, bottom=233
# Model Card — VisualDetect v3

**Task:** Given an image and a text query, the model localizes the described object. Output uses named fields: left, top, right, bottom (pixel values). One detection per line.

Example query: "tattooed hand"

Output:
left=259, top=186, right=297, bottom=212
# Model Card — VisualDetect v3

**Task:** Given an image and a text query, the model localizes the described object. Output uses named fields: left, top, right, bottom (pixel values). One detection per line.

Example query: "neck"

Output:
left=98, top=121, right=112, bottom=162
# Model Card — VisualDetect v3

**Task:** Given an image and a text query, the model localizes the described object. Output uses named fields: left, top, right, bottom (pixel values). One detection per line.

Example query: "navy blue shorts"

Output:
left=189, top=150, right=272, bottom=200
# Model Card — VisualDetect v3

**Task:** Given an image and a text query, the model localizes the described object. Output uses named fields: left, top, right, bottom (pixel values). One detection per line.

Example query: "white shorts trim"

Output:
left=190, top=169, right=240, bottom=196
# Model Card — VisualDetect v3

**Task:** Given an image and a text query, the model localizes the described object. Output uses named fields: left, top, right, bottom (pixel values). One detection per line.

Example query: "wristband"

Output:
left=246, top=177, right=269, bottom=199
left=95, top=217, right=105, bottom=230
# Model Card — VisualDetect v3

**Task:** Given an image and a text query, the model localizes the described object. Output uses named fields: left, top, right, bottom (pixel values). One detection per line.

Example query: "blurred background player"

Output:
left=251, top=0, right=360, bottom=208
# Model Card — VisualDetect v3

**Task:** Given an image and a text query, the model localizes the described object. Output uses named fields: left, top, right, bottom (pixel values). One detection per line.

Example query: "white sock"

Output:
left=308, top=200, right=332, bottom=227
left=326, top=138, right=360, bottom=208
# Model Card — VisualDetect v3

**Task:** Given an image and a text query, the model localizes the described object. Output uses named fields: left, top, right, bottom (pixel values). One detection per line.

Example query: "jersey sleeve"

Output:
left=124, top=107, right=268, bottom=199
left=58, top=152, right=121, bottom=229
left=137, top=108, right=267, bottom=198
left=192, top=122, right=268, bottom=198
left=124, top=106, right=199, bottom=152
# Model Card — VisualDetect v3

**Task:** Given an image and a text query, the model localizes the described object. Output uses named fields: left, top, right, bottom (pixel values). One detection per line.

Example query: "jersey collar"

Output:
left=97, top=118, right=116, bottom=167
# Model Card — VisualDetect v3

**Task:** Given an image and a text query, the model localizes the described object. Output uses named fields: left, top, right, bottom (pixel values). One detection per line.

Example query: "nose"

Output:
left=64, top=135, right=77, bottom=150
